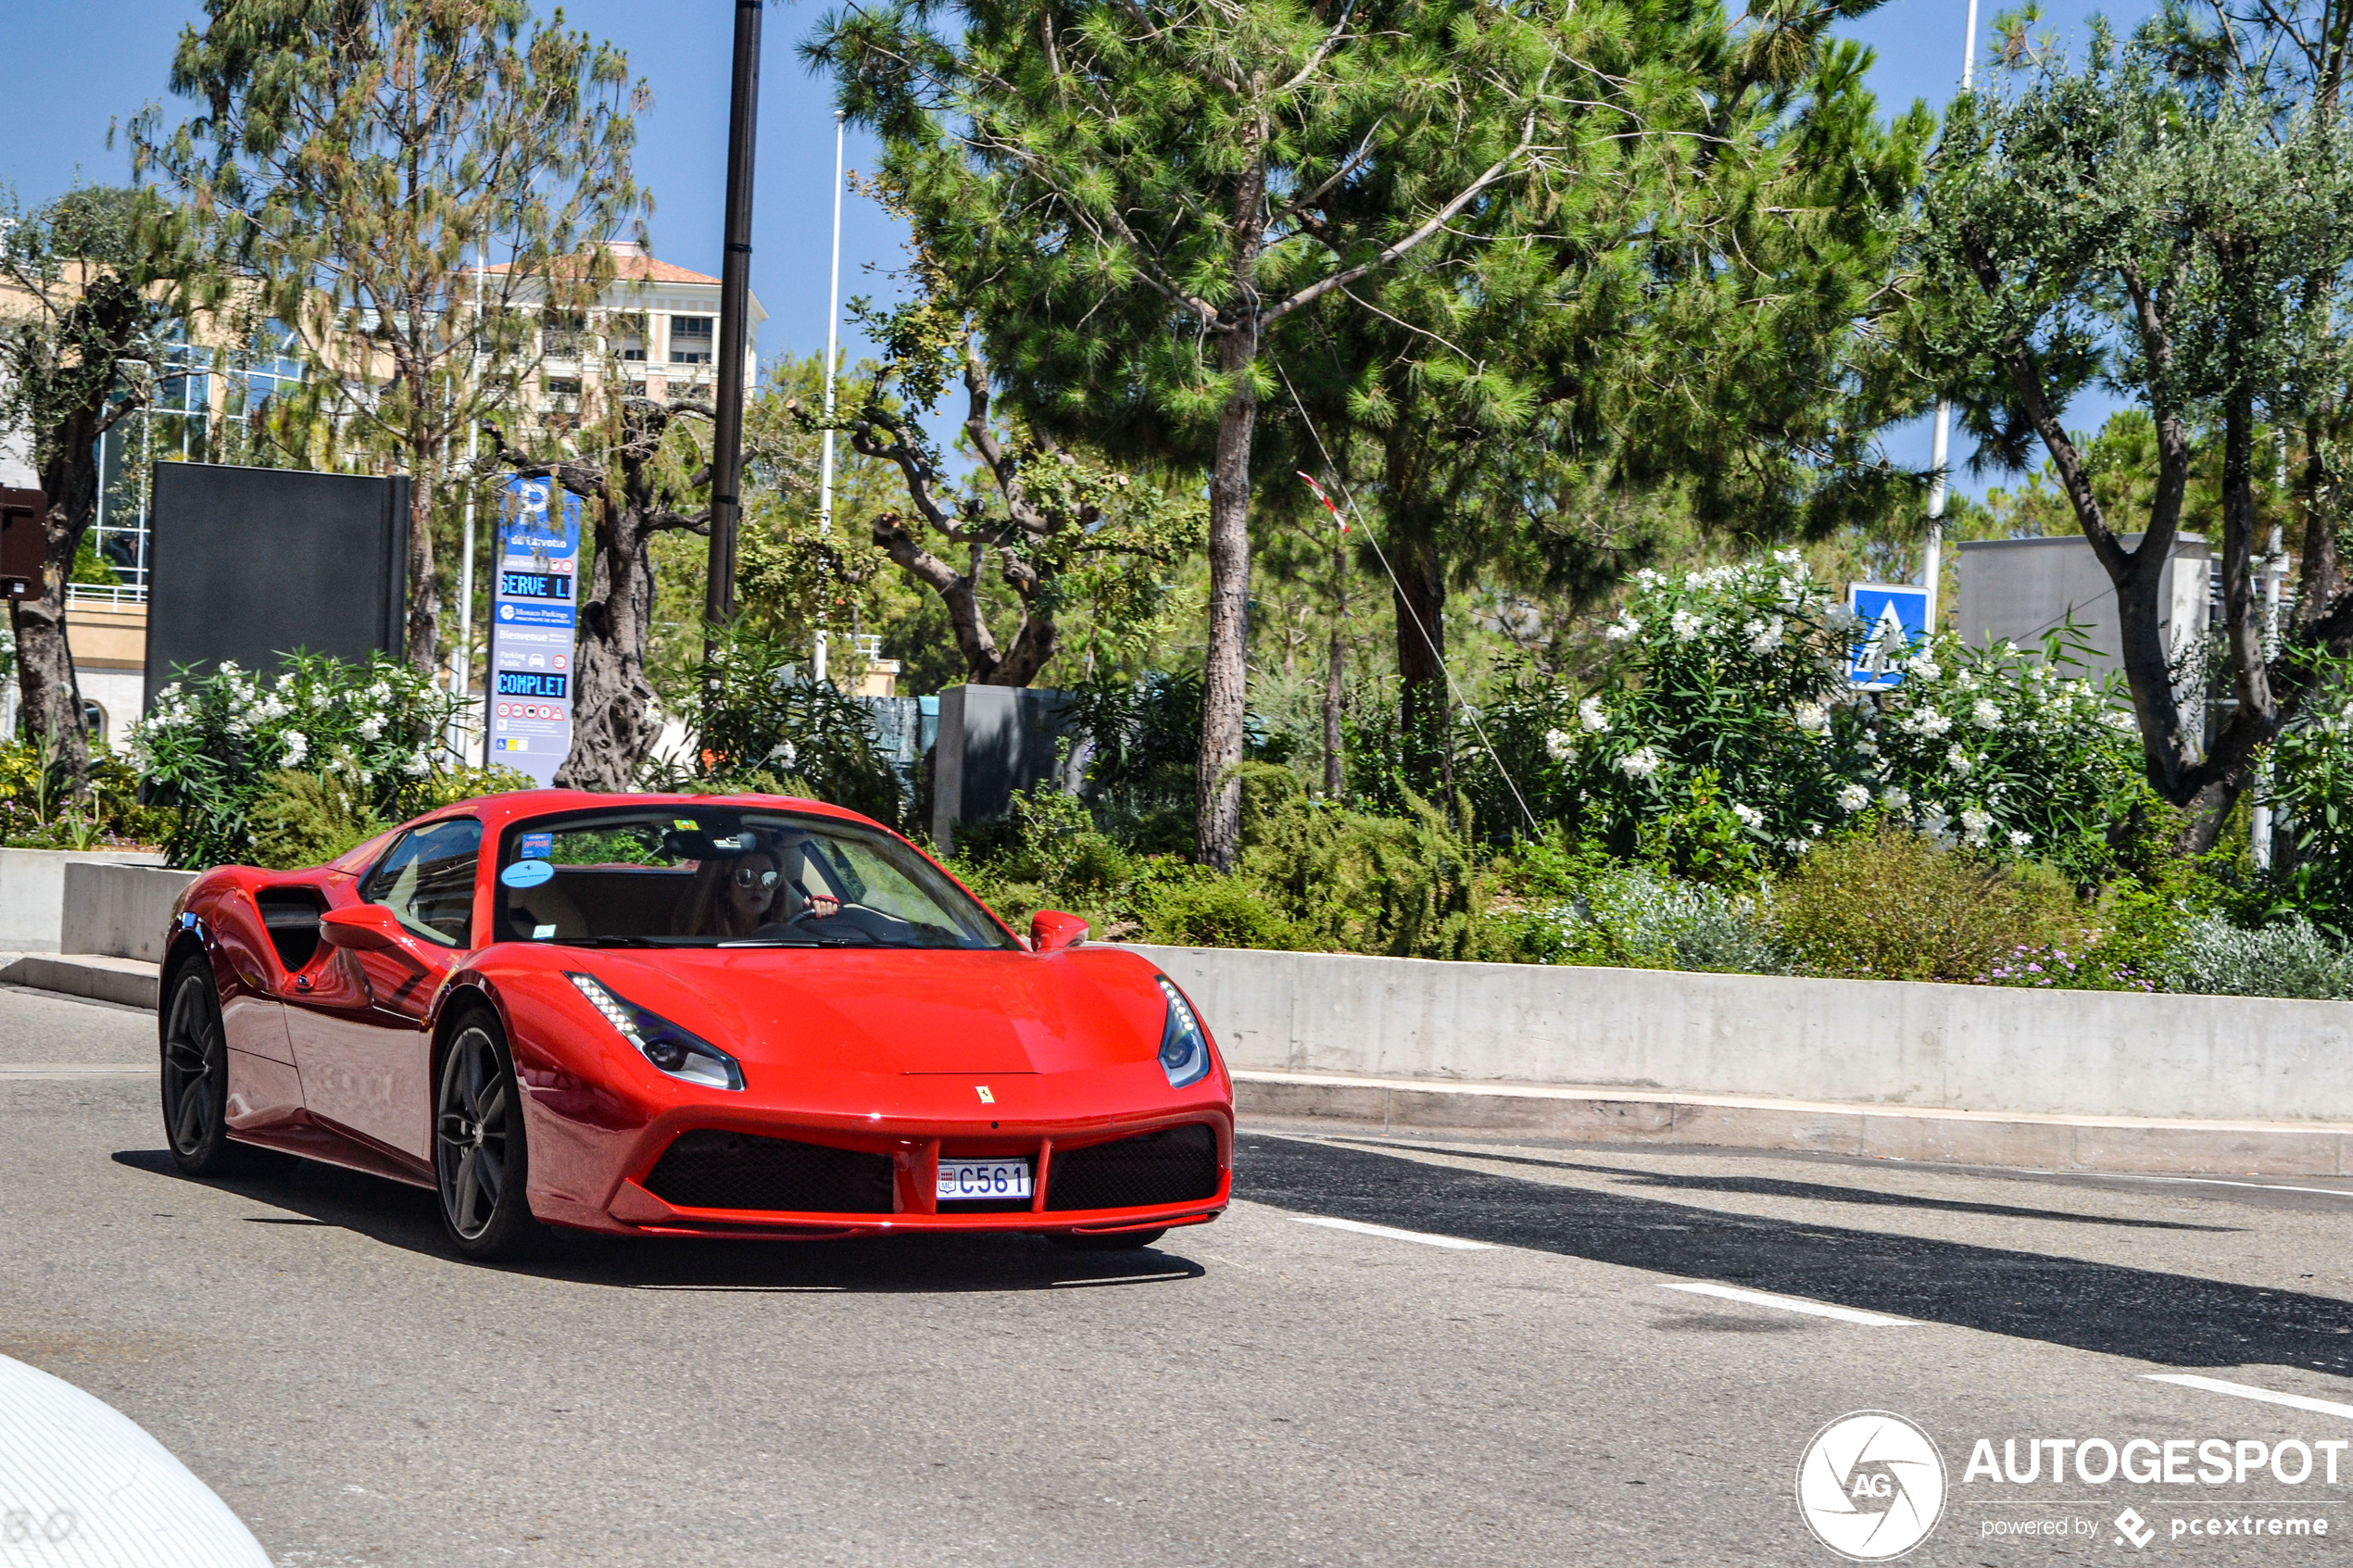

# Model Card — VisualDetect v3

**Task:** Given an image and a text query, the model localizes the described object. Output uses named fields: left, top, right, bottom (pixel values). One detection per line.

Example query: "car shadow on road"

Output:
left=1238, top=1134, right=2353, bottom=1375
left=111, top=1148, right=1207, bottom=1295
left=1347, top=1139, right=2242, bottom=1233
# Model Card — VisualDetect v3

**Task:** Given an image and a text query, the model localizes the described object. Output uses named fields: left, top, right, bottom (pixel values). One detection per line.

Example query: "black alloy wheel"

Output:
left=1047, top=1228, right=1168, bottom=1251
left=160, top=960, right=256, bottom=1176
left=434, top=1012, right=543, bottom=1261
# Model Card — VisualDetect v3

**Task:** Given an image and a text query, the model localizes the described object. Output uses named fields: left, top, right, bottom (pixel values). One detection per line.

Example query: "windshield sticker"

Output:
left=500, top=859, right=555, bottom=889
left=673, top=819, right=698, bottom=831
left=519, top=832, right=554, bottom=860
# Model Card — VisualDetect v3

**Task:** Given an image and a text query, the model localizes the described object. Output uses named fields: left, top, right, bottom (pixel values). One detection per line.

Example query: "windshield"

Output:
left=492, top=808, right=1016, bottom=951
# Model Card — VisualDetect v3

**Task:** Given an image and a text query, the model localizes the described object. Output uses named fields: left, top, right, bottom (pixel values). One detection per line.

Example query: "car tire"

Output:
left=160, top=958, right=282, bottom=1177
left=1047, top=1228, right=1167, bottom=1251
left=434, top=1010, right=546, bottom=1262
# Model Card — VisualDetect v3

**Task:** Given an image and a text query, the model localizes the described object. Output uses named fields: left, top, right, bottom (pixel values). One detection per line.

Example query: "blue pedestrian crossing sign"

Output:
left=1847, top=583, right=1930, bottom=689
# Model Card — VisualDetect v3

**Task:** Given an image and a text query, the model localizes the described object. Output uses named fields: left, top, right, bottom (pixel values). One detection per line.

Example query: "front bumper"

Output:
left=521, top=1070, right=1234, bottom=1239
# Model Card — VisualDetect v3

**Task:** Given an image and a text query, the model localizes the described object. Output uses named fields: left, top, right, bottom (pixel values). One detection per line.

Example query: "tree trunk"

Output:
left=557, top=507, right=661, bottom=791
left=1196, top=314, right=1258, bottom=872
left=1324, top=535, right=1345, bottom=798
left=11, top=493, right=90, bottom=788
left=2179, top=394, right=2277, bottom=852
left=405, top=460, right=439, bottom=672
left=1388, top=493, right=1448, bottom=796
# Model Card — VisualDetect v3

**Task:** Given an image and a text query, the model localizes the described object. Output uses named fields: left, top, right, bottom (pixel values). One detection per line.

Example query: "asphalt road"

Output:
left=8, top=983, right=2353, bottom=1565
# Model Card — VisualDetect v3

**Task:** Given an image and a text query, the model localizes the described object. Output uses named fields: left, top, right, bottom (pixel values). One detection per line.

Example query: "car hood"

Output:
left=542, top=945, right=1168, bottom=1076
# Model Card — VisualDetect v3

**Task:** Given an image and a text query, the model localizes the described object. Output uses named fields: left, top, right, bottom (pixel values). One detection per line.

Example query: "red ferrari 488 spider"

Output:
left=157, top=791, right=1232, bottom=1260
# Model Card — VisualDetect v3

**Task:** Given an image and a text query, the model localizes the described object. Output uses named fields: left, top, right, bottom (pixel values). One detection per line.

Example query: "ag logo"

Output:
left=1795, top=1411, right=1945, bottom=1561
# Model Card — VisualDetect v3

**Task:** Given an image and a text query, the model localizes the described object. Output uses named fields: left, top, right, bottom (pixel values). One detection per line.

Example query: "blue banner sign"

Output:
left=484, top=476, right=584, bottom=785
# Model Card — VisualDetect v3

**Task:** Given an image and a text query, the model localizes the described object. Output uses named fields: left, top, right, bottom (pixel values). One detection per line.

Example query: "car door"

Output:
left=284, top=817, right=483, bottom=1164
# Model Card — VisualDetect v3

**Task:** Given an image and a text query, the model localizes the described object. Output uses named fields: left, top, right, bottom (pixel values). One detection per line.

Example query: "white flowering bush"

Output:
left=131, top=653, right=464, bottom=868
left=1475, top=555, right=2155, bottom=881
left=1856, top=631, right=2149, bottom=882
left=1476, top=554, right=1869, bottom=873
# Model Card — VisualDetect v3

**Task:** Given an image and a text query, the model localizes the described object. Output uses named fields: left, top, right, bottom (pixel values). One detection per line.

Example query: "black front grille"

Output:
left=643, top=1131, right=896, bottom=1214
left=1045, top=1124, right=1221, bottom=1211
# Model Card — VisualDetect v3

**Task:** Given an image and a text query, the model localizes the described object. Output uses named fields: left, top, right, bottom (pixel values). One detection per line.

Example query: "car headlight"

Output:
left=1154, top=975, right=1212, bottom=1088
left=567, top=972, right=745, bottom=1091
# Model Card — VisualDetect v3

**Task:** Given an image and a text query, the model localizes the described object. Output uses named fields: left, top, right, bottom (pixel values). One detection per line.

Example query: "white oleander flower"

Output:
left=1902, top=709, right=1954, bottom=738
left=403, top=752, right=430, bottom=778
left=1782, top=838, right=1810, bottom=855
left=1918, top=803, right=1949, bottom=837
left=281, top=731, right=308, bottom=766
left=1793, top=702, right=1829, bottom=734
left=1959, top=807, right=1993, bottom=846
left=1881, top=786, right=1911, bottom=812
left=1731, top=802, right=1765, bottom=829
left=1670, top=609, right=1705, bottom=643
left=1578, top=696, right=1610, bottom=734
left=1905, top=655, right=1942, bottom=682
left=1972, top=698, right=2002, bottom=728
left=1743, top=616, right=1785, bottom=653
left=1946, top=745, right=1972, bottom=777
left=1826, top=603, right=1861, bottom=633
left=1544, top=729, right=1576, bottom=763
left=358, top=715, right=384, bottom=742
left=1604, top=612, right=1641, bottom=643
left=1837, top=783, right=1872, bottom=812
left=1617, top=746, right=1664, bottom=780
left=2009, top=829, right=2032, bottom=848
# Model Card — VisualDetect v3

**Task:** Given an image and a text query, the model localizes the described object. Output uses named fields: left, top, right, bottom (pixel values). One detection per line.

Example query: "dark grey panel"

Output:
left=144, top=463, right=409, bottom=708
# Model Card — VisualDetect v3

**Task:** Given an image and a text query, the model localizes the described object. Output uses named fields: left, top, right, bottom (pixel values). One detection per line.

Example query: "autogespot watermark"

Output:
left=1797, top=1413, right=2342, bottom=1558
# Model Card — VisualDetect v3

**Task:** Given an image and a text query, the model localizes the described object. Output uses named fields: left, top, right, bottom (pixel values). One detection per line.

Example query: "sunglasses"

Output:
left=731, top=865, right=783, bottom=891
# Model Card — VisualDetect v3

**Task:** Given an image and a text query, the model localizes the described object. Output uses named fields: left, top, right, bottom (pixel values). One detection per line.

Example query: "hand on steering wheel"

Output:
left=787, top=892, right=842, bottom=924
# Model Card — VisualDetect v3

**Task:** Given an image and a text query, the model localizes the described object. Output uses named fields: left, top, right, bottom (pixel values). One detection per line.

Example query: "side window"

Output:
left=363, top=818, right=483, bottom=947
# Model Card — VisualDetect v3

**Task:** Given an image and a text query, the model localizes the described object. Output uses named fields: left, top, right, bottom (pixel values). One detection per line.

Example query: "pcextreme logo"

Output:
left=1797, top=1411, right=1948, bottom=1561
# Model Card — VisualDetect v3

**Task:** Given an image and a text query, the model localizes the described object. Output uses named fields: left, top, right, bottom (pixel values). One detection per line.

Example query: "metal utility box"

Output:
left=0, top=488, right=46, bottom=600
left=145, top=463, right=409, bottom=708
left=1954, top=533, right=2211, bottom=683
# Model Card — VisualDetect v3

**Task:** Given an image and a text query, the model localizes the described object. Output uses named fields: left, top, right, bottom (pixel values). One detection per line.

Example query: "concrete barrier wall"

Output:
left=0, top=849, right=167, bottom=954
left=1127, top=944, right=2353, bottom=1124
left=61, top=862, right=198, bottom=964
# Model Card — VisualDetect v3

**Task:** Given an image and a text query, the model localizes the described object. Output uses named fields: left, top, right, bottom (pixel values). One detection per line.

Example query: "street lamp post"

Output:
left=706, top=0, right=763, bottom=670
left=1922, top=0, right=1982, bottom=625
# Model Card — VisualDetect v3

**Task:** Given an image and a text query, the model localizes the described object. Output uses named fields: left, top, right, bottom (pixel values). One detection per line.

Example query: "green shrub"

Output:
left=1770, top=827, right=2084, bottom=983
left=1139, top=872, right=1310, bottom=949
left=247, top=770, right=380, bottom=870
left=664, top=622, right=908, bottom=829
left=2156, top=914, right=2353, bottom=1000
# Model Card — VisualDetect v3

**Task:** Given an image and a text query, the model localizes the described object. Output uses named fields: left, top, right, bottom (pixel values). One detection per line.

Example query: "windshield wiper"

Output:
left=718, top=929, right=877, bottom=947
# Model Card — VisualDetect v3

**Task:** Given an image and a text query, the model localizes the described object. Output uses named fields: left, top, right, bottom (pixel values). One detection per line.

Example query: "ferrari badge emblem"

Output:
left=975, top=1085, right=995, bottom=1104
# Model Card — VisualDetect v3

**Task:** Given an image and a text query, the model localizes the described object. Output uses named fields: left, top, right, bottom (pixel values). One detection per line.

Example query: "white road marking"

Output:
left=1291, top=1215, right=1494, bottom=1250
left=1661, top=1281, right=1920, bottom=1326
left=2104, top=1174, right=2353, bottom=1199
left=2144, top=1374, right=2353, bottom=1422
left=0, top=1062, right=152, bottom=1078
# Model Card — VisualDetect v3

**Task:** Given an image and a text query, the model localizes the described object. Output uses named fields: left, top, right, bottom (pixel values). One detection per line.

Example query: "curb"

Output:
left=1, top=954, right=160, bottom=1010
left=1231, top=1069, right=2353, bottom=1177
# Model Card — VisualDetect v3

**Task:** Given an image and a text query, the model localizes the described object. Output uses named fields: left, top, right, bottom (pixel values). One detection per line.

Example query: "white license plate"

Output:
left=937, top=1159, right=1032, bottom=1202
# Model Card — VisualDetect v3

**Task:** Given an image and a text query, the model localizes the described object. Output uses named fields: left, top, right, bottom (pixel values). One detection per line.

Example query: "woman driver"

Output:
left=684, top=833, right=840, bottom=937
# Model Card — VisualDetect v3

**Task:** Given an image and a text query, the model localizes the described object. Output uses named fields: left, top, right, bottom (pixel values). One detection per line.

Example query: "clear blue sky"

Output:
left=0, top=0, right=2143, bottom=496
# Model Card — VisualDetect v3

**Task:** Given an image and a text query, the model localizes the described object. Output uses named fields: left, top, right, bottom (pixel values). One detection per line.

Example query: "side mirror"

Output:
left=320, top=903, right=406, bottom=952
left=1030, top=909, right=1089, bottom=953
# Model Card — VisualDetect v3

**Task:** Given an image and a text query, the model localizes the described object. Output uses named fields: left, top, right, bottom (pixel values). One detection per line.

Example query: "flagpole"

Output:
left=814, top=109, right=846, bottom=684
